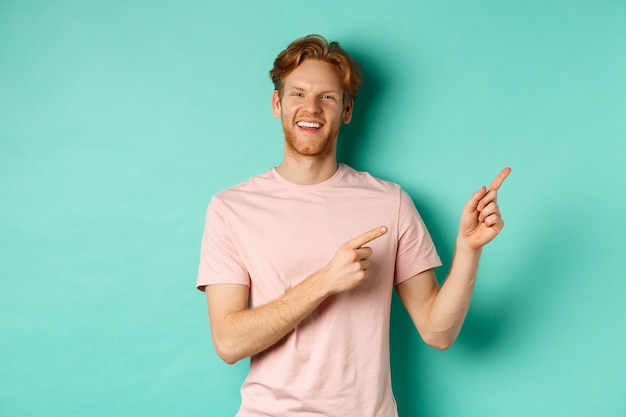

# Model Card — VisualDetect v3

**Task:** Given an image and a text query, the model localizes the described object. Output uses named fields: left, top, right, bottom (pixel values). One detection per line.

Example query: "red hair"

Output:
left=269, top=34, right=363, bottom=104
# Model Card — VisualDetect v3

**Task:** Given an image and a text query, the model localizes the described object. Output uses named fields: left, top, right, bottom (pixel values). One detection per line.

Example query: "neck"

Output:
left=275, top=156, right=339, bottom=185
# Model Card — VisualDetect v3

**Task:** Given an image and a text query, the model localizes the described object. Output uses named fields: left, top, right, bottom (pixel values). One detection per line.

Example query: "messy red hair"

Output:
left=269, top=34, right=363, bottom=104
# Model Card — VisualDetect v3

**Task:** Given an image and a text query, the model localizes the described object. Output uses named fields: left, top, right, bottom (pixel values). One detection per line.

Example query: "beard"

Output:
left=282, top=119, right=340, bottom=160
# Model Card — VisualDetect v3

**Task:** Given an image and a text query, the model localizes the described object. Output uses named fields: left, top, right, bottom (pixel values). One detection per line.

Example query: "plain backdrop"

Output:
left=1, top=1, right=625, bottom=416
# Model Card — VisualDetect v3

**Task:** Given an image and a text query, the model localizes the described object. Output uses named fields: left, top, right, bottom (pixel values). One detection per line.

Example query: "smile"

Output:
left=297, top=121, right=322, bottom=129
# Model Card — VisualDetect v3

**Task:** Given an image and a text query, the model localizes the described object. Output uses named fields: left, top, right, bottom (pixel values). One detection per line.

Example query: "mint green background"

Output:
left=1, top=1, right=625, bottom=416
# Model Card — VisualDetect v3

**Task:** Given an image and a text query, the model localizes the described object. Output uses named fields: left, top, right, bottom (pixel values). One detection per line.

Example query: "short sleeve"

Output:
left=196, top=196, right=251, bottom=291
left=394, top=189, right=442, bottom=285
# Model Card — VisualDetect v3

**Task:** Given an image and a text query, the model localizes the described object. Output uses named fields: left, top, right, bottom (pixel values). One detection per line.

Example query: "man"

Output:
left=197, top=34, right=510, bottom=417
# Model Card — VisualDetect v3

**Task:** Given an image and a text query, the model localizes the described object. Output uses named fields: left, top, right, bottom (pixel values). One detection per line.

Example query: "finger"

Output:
left=483, top=213, right=504, bottom=229
left=478, top=202, right=500, bottom=222
left=347, top=226, right=388, bottom=249
left=464, top=186, right=487, bottom=213
left=477, top=189, right=498, bottom=210
left=355, top=247, right=373, bottom=260
left=487, top=167, right=512, bottom=191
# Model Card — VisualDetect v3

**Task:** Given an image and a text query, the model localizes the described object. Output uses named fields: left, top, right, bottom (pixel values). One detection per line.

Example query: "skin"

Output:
left=272, top=59, right=353, bottom=185
left=204, top=58, right=511, bottom=364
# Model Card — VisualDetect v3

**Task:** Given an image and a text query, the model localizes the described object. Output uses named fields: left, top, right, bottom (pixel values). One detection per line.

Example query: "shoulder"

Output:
left=212, top=169, right=275, bottom=204
left=339, top=164, right=403, bottom=195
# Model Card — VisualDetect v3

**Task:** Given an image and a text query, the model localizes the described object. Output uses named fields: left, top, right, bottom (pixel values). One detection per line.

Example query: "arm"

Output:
left=204, top=226, right=388, bottom=364
left=397, top=168, right=511, bottom=350
left=205, top=279, right=328, bottom=364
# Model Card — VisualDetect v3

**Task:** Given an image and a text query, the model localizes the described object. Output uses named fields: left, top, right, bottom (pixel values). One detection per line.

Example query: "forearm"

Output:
left=405, top=168, right=509, bottom=349
left=209, top=272, right=330, bottom=364
left=425, top=243, right=482, bottom=347
left=209, top=226, right=387, bottom=363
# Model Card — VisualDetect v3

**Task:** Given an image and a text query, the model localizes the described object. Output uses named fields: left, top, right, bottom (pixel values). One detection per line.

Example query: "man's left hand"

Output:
left=458, top=167, right=511, bottom=250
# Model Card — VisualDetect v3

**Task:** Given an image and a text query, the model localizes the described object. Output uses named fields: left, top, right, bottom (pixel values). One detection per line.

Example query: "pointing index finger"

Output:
left=347, top=226, right=388, bottom=249
left=488, top=167, right=512, bottom=191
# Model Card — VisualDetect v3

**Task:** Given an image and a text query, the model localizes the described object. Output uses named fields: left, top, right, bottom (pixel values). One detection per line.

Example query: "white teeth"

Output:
left=297, top=121, right=321, bottom=128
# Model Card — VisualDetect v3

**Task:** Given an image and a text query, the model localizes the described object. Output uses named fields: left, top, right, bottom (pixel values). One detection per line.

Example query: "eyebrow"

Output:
left=286, top=86, right=341, bottom=95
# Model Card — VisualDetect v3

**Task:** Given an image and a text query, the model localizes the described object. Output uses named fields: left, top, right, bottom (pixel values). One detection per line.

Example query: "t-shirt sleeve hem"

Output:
left=196, top=275, right=251, bottom=292
left=394, top=257, right=443, bottom=286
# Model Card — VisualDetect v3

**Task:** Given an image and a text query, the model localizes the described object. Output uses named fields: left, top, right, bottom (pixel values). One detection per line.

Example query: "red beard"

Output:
left=282, top=119, right=339, bottom=159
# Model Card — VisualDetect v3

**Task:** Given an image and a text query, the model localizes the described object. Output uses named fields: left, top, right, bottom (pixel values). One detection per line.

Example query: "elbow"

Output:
left=218, top=353, right=241, bottom=365
left=212, top=335, right=249, bottom=365
left=422, top=332, right=456, bottom=350
left=426, top=338, right=454, bottom=350
left=214, top=341, right=245, bottom=365
left=418, top=319, right=462, bottom=350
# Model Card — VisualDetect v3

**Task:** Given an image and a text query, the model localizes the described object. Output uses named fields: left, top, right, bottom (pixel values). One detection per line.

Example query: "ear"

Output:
left=342, top=99, right=354, bottom=124
left=272, top=90, right=281, bottom=118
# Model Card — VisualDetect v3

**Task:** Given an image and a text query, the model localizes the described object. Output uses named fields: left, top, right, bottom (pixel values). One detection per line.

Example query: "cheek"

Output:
left=279, top=101, right=298, bottom=117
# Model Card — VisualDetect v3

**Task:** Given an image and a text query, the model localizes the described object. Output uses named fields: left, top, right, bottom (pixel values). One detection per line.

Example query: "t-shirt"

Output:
left=197, top=164, right=441, bottom=417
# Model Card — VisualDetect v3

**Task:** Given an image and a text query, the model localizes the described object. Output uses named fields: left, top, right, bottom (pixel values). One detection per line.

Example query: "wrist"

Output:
left=304, top=269, right=335, bottom=299
left=455, top=238, right=483, bottom=258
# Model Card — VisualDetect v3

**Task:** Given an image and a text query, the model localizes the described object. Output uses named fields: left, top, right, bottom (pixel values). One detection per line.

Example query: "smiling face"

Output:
left=272, top=59, right=353, bottom=161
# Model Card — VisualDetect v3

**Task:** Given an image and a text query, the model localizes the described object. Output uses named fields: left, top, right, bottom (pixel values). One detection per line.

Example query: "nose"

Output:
left=303, top=95, right=322, bottom=114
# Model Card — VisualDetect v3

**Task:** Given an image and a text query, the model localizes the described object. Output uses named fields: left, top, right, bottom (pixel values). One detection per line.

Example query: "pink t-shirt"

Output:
left=198, top=164, right=441, bottom=417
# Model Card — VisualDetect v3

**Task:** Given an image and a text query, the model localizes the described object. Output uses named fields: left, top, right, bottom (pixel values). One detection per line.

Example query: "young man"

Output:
left=197, top=34, right=510, bottom=417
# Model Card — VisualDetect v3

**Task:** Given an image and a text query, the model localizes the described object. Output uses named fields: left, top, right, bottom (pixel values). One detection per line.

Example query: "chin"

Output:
left=284, top=130, right=338, bottom=159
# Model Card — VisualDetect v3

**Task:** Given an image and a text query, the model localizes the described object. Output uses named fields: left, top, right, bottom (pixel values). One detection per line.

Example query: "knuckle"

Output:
left=348, top=251, right=359, bottom=262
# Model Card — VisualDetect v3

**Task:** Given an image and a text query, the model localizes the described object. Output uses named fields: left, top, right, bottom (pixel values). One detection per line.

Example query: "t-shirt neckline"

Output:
left=270, top=163, right=346, bottom=189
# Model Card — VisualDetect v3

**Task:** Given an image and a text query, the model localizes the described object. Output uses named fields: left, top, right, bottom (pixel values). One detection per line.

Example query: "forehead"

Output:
left=283, top=59, right=344, bottom=92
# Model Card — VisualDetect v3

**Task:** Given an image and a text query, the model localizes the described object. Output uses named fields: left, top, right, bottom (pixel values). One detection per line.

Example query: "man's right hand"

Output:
left=206, top=225, right=388, bottom=364
left=317, top=226, right=388, bottom=295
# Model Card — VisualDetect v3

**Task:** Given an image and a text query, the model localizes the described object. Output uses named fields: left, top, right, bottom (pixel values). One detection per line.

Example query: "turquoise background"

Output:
left=1, top=1, right=625, bottom=416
